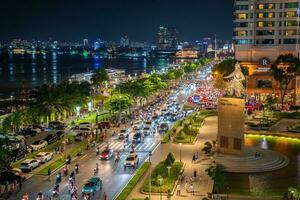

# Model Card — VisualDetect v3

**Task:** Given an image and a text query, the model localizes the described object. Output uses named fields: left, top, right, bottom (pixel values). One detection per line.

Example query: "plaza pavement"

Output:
left=127, top=116, right=218, bottom=200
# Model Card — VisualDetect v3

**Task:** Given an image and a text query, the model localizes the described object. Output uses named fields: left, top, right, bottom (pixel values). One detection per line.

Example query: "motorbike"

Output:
left=52, top=184, right=59, bottom=198
left=56, top=172, right=62, bottom=184
left=93, top=167, right=99, bottom=176
left=36, top=192, right=43, bottom=200
left=75, top=164, right=79, bottom=173
left=65, top=155, right=72, bottom=165
left=63, top=166, right=69, bottom=176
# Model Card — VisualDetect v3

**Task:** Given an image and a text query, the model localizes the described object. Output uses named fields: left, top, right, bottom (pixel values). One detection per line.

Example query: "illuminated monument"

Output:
left=216, top=62, right=289, bottom=172
left=217, top=62, right=245, bottom=155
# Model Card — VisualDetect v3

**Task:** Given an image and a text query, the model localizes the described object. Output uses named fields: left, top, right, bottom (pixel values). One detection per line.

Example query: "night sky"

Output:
left=0, top=0, right=233, bottom=43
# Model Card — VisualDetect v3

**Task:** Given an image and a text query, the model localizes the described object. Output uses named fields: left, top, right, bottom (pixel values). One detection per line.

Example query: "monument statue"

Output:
left=224, top=62, right=245, bottom=97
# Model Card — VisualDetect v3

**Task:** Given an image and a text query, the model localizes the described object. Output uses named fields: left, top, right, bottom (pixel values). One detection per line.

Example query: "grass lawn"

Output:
left=174, top=134, right=196, bottom=144
left=141, top=161, right=183, bottom=193
left=36, top=140, right=87, bottom=175
left=161, top=120, right=181, bottom=144
left=75, top=112, right=110, bottom=124
left=115, top=162, right=150, bottom=200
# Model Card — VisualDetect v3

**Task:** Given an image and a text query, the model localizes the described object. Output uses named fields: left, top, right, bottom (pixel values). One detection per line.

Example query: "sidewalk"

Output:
left=127, top=116, right=218, bottom=200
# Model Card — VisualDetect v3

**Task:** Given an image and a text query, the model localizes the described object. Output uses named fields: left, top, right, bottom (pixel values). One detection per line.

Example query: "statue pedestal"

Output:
left=217, top=97, right=245, bottom=155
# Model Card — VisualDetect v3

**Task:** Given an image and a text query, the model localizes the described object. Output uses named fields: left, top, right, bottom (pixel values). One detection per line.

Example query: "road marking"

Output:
left=80, top=154, right=88, bottom=160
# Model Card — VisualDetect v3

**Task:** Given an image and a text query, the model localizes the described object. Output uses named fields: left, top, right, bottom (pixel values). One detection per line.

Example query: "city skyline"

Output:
left=0, top=0, right=233, bottom=43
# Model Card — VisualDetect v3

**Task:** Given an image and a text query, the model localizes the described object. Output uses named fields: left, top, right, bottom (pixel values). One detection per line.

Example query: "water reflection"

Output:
left=226, top=135, right=300, bottom=196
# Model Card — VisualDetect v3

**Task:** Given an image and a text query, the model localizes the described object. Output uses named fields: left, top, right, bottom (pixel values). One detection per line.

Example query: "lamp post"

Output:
left=179, top=143, right=182, bottom=162
left=149, top=151, right=152, bottom=200
left=167, top=166, right=171, bottom=179
left=158, top=177, right=163, bottom=200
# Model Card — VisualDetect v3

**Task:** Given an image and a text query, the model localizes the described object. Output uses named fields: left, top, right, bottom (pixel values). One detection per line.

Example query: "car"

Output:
left=133, top=121, right=143, bottom=130
left=159, top=123, right=169, bottom=134
left=30, top=140, right=48, bottom=151
left=49, top=121, right=65, bottom=130
left=43, top=133, right=58, bottom=144
left=99, top=121, right=110, bottom=129
left=75, top=132, right=84, bottom=141
left=9, top=168, right=26, bottom=181
left=30, top=125, right=43, bottom=134
left=78, top=122, right=93, bottom=129
left=142, top=127, right=151, bottom=136
left=20, top=128, right=38, bottom=138
left=132, top=132, right=143, bottom=144
left=82, top=177, right=103, bottom=195
left=99, top=147, right=114, bottom=160
left=78, top=127, right=92, bottom=135
left=124, top=153, right=139, bottom=169
left=19, top=159, right=40, bottom=172
left=35, top=152, right=53, bottom=163
left=55, top=131, right=64, bottom=139
left=118, top=129, right=129, bottom=140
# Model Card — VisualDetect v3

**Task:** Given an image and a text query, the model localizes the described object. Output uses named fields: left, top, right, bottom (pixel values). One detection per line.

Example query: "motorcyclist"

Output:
left=56, top=172, right=62, bottom=184
left=63, top=165, right=68, bottom=176
left=36, top=191, right=43, bottom=200
left=96, top=147, right=100, bottom=156
left=75, top=163, right=79, bottom=173
left=115, top=151, right=120, bottom=163
left=94, top=163, right=99, bottom=175
left=52, top=184, right=59, bottom=197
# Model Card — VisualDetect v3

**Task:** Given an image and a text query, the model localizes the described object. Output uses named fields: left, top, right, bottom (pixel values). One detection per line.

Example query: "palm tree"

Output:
left=91, top=68, right=109, bottom=94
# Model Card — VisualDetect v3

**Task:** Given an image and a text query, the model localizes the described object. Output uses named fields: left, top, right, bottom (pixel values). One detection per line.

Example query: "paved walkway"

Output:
left=127, top=116, right=218, bottom=200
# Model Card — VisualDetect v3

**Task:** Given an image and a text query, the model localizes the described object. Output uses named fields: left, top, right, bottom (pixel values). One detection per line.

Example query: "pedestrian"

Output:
left=177, top=184, right=181, bottom=196
left=193, top=169, right=197, bottom=178
left=167, top=189, right=171, bottom=200
left=168, top=134, right=171, bottom=141
left=19, top=180, right=22, bottom=190
left=103, top=192, right=107, bottom=200
left=192, top=153, right=196, bottom=163
left=196, top=151, right=199, bottom=160
left=190, top=183, right=194, bottom=195
left=184, top=180, right=188, bottom=191
left=48, top=168, right=51, bottom=180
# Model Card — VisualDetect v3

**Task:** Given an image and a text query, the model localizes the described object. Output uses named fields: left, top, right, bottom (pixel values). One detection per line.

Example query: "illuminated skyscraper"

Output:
left=83, top=39, right=89, bottom=47
left=157, top=26, right=178, bottom=50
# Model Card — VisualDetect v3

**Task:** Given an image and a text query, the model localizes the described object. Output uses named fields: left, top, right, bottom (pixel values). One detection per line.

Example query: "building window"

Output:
left=220, top=136, right=229, bottom=148
left=285, top=11, right=297, bottom=18
left=285, top=20, right=298, bottom=27
left=257, top=80, right=272, bottom=88
left=233, top=138, right=242, bottom=150
left=256, top=39, right=274, bottom=44
left=237, top=13, right=247, bottom=19
left=284, top=29, right=297, bottom=36
left=258, top=3, right=275, bottom=10
left=284, top=38, right=297, bottom=44
left=257, top=21, right=275, bottom=27
left=236, top=39, right=251, bottom=44
left=235, top=5, right=249, bottom=10
left=234, top=22, right=248, bottom=28
left=235, top=30, right=248, bottom=36
left=256, top=30, right=274, bottom=36
left=285, top=2, right=298, bottom=9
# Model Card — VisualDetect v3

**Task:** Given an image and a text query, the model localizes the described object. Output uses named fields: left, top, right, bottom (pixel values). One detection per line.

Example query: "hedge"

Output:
left=161, top=120, right=181, bottom=144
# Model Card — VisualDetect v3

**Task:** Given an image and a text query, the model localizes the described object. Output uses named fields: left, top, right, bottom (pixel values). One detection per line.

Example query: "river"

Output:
left=0, top=53, right=177, bottom=99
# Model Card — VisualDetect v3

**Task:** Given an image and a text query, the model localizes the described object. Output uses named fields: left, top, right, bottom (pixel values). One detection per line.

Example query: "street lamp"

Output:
left=76, top=106, right=81, bottom=116
left=167, top=166, right=171, bottom=179
left=149, top=151, right=152, bottom=200
left=158, top=177, right=163, bottom=200
left=87, top=101, right=92, bottom=112
left=179, top=143, right=182, bottom=162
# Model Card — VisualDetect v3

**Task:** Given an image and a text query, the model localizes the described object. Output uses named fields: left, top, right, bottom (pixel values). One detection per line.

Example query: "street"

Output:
left=12, top=63, right=213, bottom=200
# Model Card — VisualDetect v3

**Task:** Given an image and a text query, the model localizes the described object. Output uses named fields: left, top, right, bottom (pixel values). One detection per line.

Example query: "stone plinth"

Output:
left=217, top=97, right=245, bottom=155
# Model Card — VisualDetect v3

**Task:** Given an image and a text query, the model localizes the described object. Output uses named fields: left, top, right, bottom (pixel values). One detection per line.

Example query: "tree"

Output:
left=105, top=94, right=132, bottom=113
left=202, top=141, right=213, bottom=156
left=0, top=139, right=12, bottom=170
left=271, top=54, right=300, bottom=110
left=91, top=68, right=109, bottom=93
left=206, top=165, right=226, bottom=194
left=164, top=152, right=176, bottom=166
left=212, top=59, right=248, bottom=77
left=264, top=96, right=278, bottom=111
left=214, top=73, right=228, bottom=90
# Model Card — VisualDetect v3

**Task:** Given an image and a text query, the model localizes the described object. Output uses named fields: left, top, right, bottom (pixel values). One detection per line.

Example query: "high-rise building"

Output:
left=157, top=26, right=178, bottom=50
left=83, top=39, right=89, bottom=47
left=233, top=0, right=300, bottom=104
left=120, top=36, right=130, bottom=47
left=234, top=0, right=300, bottom=62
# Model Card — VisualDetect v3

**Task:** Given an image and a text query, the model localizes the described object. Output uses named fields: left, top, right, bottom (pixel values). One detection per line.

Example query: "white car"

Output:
left=36, top=152, right=53, bottom=163
left=133, top=121, right=143, bottom=130
left=78, top=122, right=93, bottom=129
left=124, top=153, right=139, bottom=169
left=30, top=140, right=48, bottom=151
left=20, top=159, right=40, bottom=172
